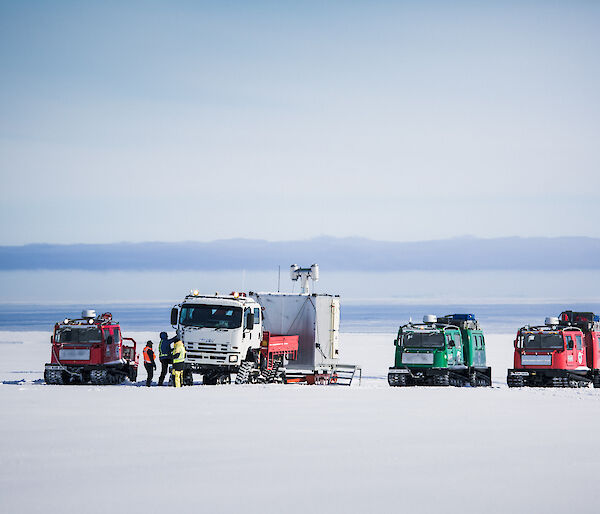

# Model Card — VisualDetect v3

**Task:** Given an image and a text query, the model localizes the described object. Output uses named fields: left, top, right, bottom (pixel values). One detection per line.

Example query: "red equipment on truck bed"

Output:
left=44, top=310, right=138, bottom=385
left=260, top=331, right=298, bottom=370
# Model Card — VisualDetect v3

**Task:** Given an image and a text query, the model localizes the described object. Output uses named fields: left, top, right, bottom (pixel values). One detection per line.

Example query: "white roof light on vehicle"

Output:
left=423, top=314, right=437, bottom=324
left=545, top=317, right=559, bottom=326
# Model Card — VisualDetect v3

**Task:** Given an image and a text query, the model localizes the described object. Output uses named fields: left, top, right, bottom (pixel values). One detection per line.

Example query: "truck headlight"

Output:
left=229, top=355, right=238, bottom=363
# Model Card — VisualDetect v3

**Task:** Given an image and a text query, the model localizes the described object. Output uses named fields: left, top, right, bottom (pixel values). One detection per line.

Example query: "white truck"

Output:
left=170, top=292, right=263, bottom=384
left=170, top=264, right=360, bottom=385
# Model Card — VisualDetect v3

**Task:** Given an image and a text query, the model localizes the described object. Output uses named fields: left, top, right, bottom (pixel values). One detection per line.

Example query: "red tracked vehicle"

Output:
left=507, top=310, right=600, bottom=388
left=44, top=309, right=139, bottom=385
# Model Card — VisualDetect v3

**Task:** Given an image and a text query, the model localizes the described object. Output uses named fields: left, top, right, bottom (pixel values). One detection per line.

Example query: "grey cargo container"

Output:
left=249, top=292, right=340, bottom=371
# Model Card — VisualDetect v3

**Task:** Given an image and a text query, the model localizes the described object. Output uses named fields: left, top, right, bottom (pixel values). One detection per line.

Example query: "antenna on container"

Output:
left=278, top=265, right=281, bottom=292
left=290, top=264, right=319, bottom=294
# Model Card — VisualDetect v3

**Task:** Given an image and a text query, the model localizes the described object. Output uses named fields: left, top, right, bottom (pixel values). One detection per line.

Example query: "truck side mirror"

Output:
left=246, top=312, right=254, bottom=330
left=51, top=336, right=54, bottom=344
left=171, top=308, right=178, bottom=326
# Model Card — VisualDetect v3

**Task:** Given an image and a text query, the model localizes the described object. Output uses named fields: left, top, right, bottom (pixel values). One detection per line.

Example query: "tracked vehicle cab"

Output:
left=389, top=314, right=491, bottom=387
left=44, top=310, right=138, bottom=385
left=509, top=312, right=600, bottom=388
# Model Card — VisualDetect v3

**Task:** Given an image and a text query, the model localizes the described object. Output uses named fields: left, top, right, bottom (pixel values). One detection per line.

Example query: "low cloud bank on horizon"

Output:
left=0, top=236, right=598, bottom=272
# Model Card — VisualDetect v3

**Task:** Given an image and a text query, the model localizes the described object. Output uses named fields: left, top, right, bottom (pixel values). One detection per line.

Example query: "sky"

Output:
left=1, top=1, right=599, bottom=245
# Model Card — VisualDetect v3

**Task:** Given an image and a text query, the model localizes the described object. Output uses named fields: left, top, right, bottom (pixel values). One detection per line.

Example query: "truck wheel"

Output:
left=203, top=373, right=218, bottom=385
left=183, top=369, right=194, bottom=386
left=217, top=374, right=231, bottom=384
left=593, top=374, right=600, bottom=388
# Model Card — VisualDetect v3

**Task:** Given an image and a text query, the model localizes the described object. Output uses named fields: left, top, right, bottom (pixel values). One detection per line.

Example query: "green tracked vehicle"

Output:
left=388, top=314, right=492, bottom=387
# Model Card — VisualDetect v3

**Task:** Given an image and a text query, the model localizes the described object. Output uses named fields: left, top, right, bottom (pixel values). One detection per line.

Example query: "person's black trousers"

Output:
left=144, top=363, right=154, bottom=387
left=159, top=358, right=172, bottom=386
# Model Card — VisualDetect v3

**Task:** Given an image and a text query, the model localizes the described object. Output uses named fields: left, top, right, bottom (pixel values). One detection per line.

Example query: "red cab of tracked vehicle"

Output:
left=44, top=309, right=138, bottom=385
left=507, top=311, right=600, bottom=388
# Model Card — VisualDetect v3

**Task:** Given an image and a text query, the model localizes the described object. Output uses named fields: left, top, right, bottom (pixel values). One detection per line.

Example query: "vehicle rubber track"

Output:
left=388, top=372, right=409, bottom=387
left=259, top=365, right=280, bottom=383
left=45, top=369, right=65, bottom=385
left=432, top=372, right=450, bottom=386
left=507, top=374, right=524, bottom=388
left=235, top=361, right=255, bottom=384
left=468, top=369, right=492, bottom=387
left=90, top=369, right=109, bottom=385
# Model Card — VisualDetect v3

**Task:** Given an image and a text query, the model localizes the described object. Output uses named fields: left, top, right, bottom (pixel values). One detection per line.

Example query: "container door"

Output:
left=329, top=298, right=340, bottom=359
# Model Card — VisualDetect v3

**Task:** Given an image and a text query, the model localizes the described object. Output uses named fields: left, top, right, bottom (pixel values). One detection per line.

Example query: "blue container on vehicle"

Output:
left=448, top=314, right=475, bottom=321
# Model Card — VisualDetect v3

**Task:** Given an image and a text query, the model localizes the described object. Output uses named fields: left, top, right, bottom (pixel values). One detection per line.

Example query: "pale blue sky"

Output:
left=1, top=1, right=599, bottom=244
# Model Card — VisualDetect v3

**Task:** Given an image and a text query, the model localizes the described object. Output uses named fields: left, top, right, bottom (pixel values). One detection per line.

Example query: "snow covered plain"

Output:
left=1, top=331, right=600, bottom=514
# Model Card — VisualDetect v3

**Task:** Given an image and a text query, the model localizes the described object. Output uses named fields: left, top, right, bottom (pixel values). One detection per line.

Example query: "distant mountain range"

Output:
left=0, top=237, right=598, bottom=271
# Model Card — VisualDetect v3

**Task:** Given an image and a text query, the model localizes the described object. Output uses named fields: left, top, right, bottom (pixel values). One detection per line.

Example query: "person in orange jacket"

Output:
left=143, top=341, right=156, bottom=387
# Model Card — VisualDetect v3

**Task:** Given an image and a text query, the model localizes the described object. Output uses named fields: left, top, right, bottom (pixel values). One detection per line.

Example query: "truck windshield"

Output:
left=56, top=327, right=102, bottom=344
left=523, top=333, right=564, bottom=350
left=180, top=305, right=243, bottom=329
left=402, top=332, right=445, bottom=348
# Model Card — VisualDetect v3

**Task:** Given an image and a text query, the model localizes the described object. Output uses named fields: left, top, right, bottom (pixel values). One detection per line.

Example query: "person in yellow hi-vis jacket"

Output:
left=171, top=338, right=186, bottom=387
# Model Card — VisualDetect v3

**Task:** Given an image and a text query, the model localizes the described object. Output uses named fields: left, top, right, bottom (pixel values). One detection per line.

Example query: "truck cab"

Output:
left=507, top=314, right=594, bottom=387
left=171, top=292, right=263, bottom=384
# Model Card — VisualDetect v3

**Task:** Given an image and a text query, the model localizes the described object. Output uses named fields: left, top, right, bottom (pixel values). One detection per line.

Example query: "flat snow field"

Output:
left=1, top=331, right=600, bottom=514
